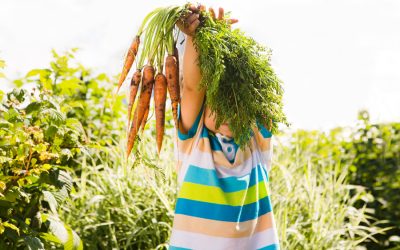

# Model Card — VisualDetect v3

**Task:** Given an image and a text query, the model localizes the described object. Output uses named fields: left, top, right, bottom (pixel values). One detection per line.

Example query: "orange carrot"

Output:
left=126, top=107, right=139, bottom=158
left=140, top=106, right=150, bottom=133
left=117, top=35, right=140, bottom=93
left=174, top=46, right=182, bottom=93
left=165, top=55, right=180, bottom=128
left=174, top=46, right=179, bottom=77
left=127, top=69, right=141, bottom=130
left=154, top=73, right=167, bottom=154
left=135, top=65, right=155, bottom=130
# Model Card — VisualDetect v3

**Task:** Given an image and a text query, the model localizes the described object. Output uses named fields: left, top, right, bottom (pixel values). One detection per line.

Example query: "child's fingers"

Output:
left=179, top=13, right=198, bottom=29
left=187, top=13, right=199, bottom=25
left=226, top=18, right=239, bottom=29
left=209, top=7, right=216, bottom=20
left=189, top=19, right=200, bottom=34
left=180, top=10, right=191, bottom=21
left=199, top=4, right=206, bottom=12
left=217, top=7, right=224, bottom=20
left=228, top=18, right=239, bottom=25
left=188, top=4, right=198, bottom=13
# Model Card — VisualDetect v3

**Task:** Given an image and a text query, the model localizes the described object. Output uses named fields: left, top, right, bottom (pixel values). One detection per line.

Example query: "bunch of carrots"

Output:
left=117, top=6, right=187, bottom=157
left=118, top=4, right=288, bottom=158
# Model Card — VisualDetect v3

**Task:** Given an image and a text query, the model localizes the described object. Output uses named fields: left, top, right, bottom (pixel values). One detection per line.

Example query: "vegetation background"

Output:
left=1, top=1, right=400, bottom=249
left=0, top=50, right=399, bottom=249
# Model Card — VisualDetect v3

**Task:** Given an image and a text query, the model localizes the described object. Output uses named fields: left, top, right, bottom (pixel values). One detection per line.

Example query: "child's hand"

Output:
left=208, top=6, right=238, bottom=28
left=176, top=4, right=201, bottom=37
left=177, top=4, right=239, bottom=37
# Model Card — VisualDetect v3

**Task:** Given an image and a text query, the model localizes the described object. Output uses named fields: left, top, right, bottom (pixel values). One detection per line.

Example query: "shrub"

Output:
left=19, top=49, right=126, bottom=150
left=271, top=129, right=388, bottom=250
left=0, top=88, right=84, bottom=249
left=344, top=111, right=400, bottom=249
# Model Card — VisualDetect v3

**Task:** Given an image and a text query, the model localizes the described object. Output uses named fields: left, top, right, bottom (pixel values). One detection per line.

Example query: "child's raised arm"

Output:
left=176, top=5, right=205, bottom=134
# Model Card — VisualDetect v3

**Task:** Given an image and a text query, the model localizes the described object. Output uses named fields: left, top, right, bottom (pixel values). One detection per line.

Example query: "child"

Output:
left=168, top=4, right=280, bottom=250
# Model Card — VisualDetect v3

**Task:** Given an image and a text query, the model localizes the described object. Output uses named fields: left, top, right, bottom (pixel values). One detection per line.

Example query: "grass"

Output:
left=272, top=129, right=389, bottom=250
left=60, top=123, right=389, bottom=249
left=60, top=129, right=178, bottom=250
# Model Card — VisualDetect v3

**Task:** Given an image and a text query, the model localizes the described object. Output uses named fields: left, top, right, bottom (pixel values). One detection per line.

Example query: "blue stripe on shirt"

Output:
left=257, top=243, right=280, bottom=250
left=256, top=120, right=272, bottom=138
left=175, top=195, right=273, bottom=222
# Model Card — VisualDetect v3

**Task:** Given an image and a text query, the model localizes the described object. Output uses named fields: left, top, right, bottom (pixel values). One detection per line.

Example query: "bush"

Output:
left=344, top=111, right=400, bottom=249
left=18, top=48, right=126, bottom=149
left=0, top=88, right=84, bottom=249
left=0, top=48, right=126, bottom=248
left=271, top=129, right=387, bottom=250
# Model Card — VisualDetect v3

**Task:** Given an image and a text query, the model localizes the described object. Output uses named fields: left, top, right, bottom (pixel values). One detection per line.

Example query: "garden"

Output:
left=1, top=49, right=399, bottom=249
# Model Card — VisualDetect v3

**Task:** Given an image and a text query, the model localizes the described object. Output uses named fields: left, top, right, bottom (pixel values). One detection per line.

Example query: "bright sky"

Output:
left=1, top=0, right=399, bottom=130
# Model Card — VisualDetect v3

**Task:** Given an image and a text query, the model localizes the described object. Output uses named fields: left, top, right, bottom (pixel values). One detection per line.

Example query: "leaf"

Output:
left=52, top=185, right=69, bottom=204
left=0, top=156, right=12, bottom=164
left=24, top=236, right=45, bottom=250
left=57, top=170, right=73, bottom=192
left=3, top=221, right=20, bottom=235
left=25, top=102, right=42, bottom=114
left=4, top=107, right=20, bottom=122
left=66, top=118, right=85, bottom=135
left=40, top=108, right=65, bottom=126
left=42, top=190, right=58, bottom=214
left=37, top=69, right=53, bottom=89
left=64, top=224, right=83, bottom=250
left=50, top=61, right=59, bottom=73
left=40, top=233, right=62, bottom=244
left=58, top=78, right=84, bottom=95
left=39, top=232, right=63, bottom=244
left=71, top=47, right=80, bottom=54
left=25, top=69, right=42, bottom=78
left=96, top=73, right=110, bottom=82
left=8, top=88, right=26, bottom=103
left=47, top=215, right=69, bottom=243
left=13, top=79, right=24, bottom=88
left=0, top=181, right=5, bottom=191
left=44, top=125, right=58, bottom=139
left=46, top=98, right=61, bottom=111
left=4, top=188, right=19, bottom=202
left=64, top=227, right=74, bottom=250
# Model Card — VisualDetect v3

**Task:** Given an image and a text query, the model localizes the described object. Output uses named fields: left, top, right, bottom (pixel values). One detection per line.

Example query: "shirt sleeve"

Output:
left=177, top=101, right=205, bottom=141
left=254, top=120, right=273, bottom=172
left=174, top=100, right=205, bottom=175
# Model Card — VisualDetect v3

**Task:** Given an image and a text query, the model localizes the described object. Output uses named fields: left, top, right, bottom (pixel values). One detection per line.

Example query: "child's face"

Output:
left=204, top=106, right=233, bottom=138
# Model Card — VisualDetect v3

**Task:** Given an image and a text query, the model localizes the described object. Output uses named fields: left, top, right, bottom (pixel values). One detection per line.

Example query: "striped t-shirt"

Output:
left=169, top=101, right=280, bottom=250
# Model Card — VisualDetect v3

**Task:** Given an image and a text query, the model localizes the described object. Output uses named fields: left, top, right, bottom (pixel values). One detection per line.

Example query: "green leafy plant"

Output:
left=20, top=49, right=126, bottom=149
left=194, top=11, right=288, bottom=146
left=0, top=58, right=6, bottom=80
left=60, top=125, right=177, bottom=249
left=0, top=88, right=84, bottom=249
left=344, top=110, right=400, bottom=249
left=272, top=129, right=390, bottom=250
left=3, top=50, right=395, bottom=250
